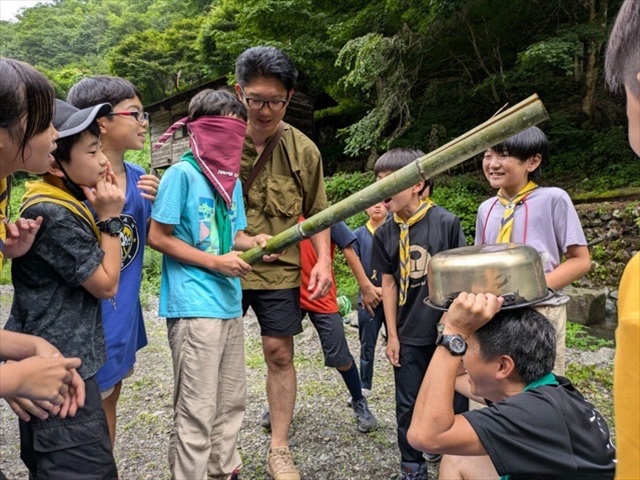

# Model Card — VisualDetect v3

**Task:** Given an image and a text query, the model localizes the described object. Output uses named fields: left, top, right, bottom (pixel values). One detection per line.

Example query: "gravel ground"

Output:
left=0, top=288, right=615, bottom=480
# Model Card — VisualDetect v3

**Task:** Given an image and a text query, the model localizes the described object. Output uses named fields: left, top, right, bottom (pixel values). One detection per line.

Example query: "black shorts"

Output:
left=243, top=288, right=303, bottom=337
left=19, top=375, right=117, bottom=480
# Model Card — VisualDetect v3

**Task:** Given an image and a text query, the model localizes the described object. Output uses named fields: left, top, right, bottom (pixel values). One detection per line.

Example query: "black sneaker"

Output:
left=351, top=397, right=378, bottom=433
left=260, top=406, right=271, bottom=431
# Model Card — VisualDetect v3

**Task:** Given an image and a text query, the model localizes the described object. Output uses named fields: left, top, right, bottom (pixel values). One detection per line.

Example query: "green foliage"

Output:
left=324, top=171, right=376, bottom=229
left=0, top=260, right=11, bottom=285
left=334, top=250, right=359, bottom=298
left=108, top=17, right=207, bottom=103
left=335, top=25, right=419, bottom=157
left=566, top=321, right=613, bottom=351
left=140, top=246, right=162, bottom=308
left=124, top=137, right=152, bottom=170
left=517, top=35, right=582, bottom=76
left=325, top=171, right=376, bottom=204
left=431, top=174, right=488, bottom=244
left=566, top=362, right=614, bottom=422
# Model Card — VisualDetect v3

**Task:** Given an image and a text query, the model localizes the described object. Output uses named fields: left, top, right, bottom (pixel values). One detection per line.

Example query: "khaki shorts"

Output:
left=100, top=367, right=135, bottom=400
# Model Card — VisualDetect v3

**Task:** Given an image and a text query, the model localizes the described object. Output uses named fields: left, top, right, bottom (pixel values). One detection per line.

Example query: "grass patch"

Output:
left=566, top=321, right=614, bottom=351
left=566, top=363, right=614, bottom=426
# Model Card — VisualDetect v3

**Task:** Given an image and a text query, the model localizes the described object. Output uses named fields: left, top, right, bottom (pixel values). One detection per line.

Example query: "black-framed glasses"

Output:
left=109, top=111, right=149, bottom=123
left=238, top=85, right=289, bottom=111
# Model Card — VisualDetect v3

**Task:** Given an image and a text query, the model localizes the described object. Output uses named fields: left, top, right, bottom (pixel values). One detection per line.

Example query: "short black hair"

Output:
left=53, top=122, right=100, bottom=165
left=424, top=177, right=435, bottom=196
left=474, top=307, right=556, bottom=385
left=605, top=0, right=640, bottom=98
left=489, top=126, right=548, bottom=181
left=188, top=89, right=247, bottom=121
left=67, top=76, right=142, bottom=109
left=0, top=58, right=55, bottom=163
left=374, top=147, right=428, bottom=195
left=235, top=46, right=298, bottom=91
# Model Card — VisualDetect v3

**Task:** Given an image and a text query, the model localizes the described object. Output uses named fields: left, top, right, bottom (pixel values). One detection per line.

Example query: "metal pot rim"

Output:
left=424, top=288, right=555, bottom=311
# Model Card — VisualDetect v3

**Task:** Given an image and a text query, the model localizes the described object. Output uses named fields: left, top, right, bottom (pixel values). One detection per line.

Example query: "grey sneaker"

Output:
left=400, top=461, right=428, bottom=480
left=351, top=397, right=378, bottom=433
left=261, top=406, right=271, bottom=431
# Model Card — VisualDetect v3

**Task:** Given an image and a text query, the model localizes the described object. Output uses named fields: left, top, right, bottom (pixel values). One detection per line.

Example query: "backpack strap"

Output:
left=243, top=122, right=285, bottom=196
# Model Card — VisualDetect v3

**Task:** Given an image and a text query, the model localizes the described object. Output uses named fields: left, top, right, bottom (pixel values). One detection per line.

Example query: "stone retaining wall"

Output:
left=569, top=200, right=639, bottom=327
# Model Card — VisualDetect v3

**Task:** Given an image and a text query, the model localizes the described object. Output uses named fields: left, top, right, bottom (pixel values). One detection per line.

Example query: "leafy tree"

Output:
left=108, top=17, right=207, bottom=103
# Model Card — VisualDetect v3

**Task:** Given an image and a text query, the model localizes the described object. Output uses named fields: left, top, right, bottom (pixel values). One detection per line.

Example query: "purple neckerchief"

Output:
left=154, top=116, right=247, bottom=207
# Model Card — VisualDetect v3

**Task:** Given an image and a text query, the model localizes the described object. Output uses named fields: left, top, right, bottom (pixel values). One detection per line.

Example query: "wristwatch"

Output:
left=435, top=323, right=467, bottom=356
left=97, top=217, right=125, bottom=237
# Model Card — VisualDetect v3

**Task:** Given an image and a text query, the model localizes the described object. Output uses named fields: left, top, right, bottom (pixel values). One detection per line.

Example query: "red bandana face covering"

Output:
left=154, top=116, right=247, bottom=207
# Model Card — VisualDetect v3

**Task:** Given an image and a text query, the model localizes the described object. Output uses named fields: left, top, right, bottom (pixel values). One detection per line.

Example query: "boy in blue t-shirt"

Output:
left=67, top=76, right=159, bottom=446
left=148, top=89, right=274, bottom=480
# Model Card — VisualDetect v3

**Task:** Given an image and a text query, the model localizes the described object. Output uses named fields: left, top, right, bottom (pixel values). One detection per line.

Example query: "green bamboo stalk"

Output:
left=241, top=94, right=548, bottom=265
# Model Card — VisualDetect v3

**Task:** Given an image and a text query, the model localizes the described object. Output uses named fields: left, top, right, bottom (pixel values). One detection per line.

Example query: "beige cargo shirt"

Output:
left=240, top=122, right=328, bottom=289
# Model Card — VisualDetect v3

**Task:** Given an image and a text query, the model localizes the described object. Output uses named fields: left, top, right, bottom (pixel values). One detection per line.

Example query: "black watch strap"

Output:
left=436, top=332, right=467, bottom=356
left=97, top=217, right=124, bottom=237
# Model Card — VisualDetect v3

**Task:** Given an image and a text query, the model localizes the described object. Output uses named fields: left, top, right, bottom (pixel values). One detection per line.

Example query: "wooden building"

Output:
left=146, top=78, right=319, bottom=173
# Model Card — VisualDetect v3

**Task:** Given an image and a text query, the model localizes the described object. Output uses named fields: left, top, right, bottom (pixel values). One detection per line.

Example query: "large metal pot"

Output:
left=425, top=243, right=554, bottom=310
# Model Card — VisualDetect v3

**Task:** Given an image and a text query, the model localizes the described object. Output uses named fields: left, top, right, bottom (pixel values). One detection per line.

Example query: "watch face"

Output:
left=450, top=336, right=467, bottom=354
left=105, top=218, right=124, bottom=234
left=97, top=217, right=124, bottom=236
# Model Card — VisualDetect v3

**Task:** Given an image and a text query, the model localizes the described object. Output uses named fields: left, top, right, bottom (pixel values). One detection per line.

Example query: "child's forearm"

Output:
left=0, top=331, right=50, bottom=361
left=343, top=247, right=372, bottom=291
left=0, top=362, right=26, bottom=398
left=546, top=245, right=591, bottom=290
left=233, top=231, right=270, bottom=252
left=149, top=222, right=251, bottom=276
left=382, top=274, right=399, bottom=338
left=81, top=234, right=122, bottom=299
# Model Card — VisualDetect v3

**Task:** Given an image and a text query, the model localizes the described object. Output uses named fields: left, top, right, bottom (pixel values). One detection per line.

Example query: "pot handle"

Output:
left=442, top=291, right=518, bottom=309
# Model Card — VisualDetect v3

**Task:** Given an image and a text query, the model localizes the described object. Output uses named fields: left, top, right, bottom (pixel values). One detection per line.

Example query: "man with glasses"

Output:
left=235, top=46, right=332, bottom=480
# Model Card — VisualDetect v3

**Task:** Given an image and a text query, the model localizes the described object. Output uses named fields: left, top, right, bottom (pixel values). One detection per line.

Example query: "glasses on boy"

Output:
left=108, top=111, right=150, bottom=123
left=238, top=85, right=289, bottom=111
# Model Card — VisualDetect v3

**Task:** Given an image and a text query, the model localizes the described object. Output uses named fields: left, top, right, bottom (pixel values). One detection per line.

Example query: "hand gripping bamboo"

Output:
left=240, top=94, right=548, bottom=265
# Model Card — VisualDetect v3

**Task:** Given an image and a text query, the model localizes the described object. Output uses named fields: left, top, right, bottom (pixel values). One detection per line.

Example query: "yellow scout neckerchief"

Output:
left=495, top=181, right=538, bottom=243
left=21, top=181, right=101, bottom=240
left=393, top=199, right=433, bottom=306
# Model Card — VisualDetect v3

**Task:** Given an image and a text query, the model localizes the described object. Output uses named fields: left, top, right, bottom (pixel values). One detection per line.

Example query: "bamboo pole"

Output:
left=241, top=94, right=548, bottom=265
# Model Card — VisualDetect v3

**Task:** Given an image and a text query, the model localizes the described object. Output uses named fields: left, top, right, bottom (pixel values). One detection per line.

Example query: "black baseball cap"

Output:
left=53, top=99, right=112, bottom=138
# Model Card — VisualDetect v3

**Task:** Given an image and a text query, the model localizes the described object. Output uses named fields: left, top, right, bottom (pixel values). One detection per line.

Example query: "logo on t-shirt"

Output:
left=410, top=245, right=431, bottom=280
left=120, top=214, right=140, bottom=270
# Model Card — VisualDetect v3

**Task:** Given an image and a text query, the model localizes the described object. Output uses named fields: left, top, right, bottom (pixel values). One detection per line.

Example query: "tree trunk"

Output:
left=582, top=0, right=609, bottom=122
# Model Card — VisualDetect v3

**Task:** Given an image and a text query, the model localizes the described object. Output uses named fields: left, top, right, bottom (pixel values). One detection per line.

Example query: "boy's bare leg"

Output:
left=439, top=454, right=499, bottom=480
left=102, top=380, right=123, bottom=447
left=262, top=335, right=296, bottom=447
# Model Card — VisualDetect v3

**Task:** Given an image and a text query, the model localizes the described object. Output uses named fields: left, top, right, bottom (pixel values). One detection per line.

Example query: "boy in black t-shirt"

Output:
left=407, top=293, right=615, bottom=480
left=371, top=148, right=467, bottom=480
left=5, top=100, right=125, bottom=479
